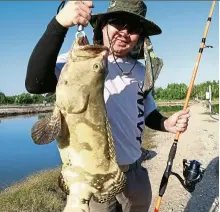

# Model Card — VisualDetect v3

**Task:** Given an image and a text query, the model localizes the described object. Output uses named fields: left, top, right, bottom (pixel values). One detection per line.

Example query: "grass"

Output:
left=157, top=105, right=183, bottom=113
left=201, top=104, right=219, bottom=115
left=0, top=168, right=66, bottom=212
left=142, top=127, right=157, bottom=150
left=212, top=104, right=219, bottom=114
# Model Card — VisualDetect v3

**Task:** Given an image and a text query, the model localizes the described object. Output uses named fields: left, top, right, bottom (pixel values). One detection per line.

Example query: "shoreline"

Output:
left=0, top=105, right=53, bottom=118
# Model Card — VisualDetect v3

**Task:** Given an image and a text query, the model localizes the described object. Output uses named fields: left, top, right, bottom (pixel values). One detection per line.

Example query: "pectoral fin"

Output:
left=31, top=108, right=61, bottom=145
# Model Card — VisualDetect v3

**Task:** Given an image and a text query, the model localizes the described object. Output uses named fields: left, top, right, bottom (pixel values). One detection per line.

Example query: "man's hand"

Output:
left=164, top=108, right=190, bottom=134
left=56, top=1, right=94, bottom=28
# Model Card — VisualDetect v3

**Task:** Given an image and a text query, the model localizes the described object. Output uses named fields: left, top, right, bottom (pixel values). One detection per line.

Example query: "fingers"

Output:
left=79, top=2, right=92, bottom=16
left=176, top=126, right=187, bottom=133
left=72, top=1, right=93, bottom=26
left=56, top=1, right=93, bottom=28
left=174, top=108, right=190, bottom=133
left=81, top=1, right=94, bottom=8
left=77, top=2, right=92, bottom=26
left=176, top=122, right=188, bottom=130
left=176, top=108, right=190, bottom=122
left=176, top=108, right=190, bottom=117
left=165, top=108, right=191, bottom=134
left=177, top=116, right=189, bottom=124
left=175, top=116, right=189, bottom=133
left=176, top=115, right=189, bottom=131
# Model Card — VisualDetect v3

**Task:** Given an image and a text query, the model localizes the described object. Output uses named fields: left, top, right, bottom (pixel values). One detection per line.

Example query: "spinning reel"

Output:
left=172, top=159, right=205, bottom=193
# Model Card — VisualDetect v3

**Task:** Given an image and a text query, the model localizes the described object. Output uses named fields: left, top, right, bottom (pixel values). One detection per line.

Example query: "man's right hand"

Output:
left=56, top=1, right=93, bottom=28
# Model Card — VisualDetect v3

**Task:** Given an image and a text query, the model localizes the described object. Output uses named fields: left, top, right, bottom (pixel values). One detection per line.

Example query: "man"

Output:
left=25, top=0, right=190, bottom=211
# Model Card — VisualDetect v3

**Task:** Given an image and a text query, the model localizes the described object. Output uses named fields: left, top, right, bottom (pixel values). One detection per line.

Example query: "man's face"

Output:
left=101, top=15, right=142, bottom=57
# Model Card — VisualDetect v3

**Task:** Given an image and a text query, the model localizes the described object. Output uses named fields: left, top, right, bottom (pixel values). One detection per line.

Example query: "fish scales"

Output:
left=31, top=36, right=126, bottom=212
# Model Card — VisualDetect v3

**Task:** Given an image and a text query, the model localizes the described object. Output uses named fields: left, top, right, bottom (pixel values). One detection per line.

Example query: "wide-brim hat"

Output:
left=90, top=0, right=162, bottom=37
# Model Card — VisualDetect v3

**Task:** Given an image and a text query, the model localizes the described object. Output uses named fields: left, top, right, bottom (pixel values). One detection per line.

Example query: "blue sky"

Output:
left=0, top=1, right=219, bottom=96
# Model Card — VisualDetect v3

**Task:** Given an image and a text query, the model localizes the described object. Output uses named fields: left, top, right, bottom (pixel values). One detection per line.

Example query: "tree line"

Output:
left=0, top=92, right=55, bottom=105
left=0, top=80, right=218, bottom=105
left=153, top=80, right=219, bottom=100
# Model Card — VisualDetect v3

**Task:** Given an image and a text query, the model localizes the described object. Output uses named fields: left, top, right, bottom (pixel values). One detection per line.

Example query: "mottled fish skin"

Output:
left=31, top=36, right=126, bottom=212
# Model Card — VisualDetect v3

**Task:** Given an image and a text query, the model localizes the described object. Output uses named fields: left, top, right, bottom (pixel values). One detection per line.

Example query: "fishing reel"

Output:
left=172, top=159, right=205, bottom=193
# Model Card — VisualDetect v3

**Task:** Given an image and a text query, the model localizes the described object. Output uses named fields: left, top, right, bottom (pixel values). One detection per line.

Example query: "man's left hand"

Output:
left=164, top=108, right=190, bottom=134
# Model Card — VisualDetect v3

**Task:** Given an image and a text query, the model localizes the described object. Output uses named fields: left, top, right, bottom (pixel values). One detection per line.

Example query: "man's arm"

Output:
left=25, top=17, right=68, bottom=94
left=145, top=109, right=168, bottom=132
left=144, top=92, right=190, bottom=133
left=144, top=91, right=168, bottom=132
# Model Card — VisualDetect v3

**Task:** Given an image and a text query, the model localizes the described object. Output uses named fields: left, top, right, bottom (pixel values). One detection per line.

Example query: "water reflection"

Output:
left=0, top=114, right=61, bottom=190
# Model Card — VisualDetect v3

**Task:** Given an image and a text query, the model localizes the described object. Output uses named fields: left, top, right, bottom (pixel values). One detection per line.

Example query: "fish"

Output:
left=31, top=36, right=126, bottom=212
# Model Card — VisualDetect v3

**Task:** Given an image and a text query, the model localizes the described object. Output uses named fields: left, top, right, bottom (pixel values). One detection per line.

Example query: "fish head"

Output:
left=56, top=41, right=109, bottom=114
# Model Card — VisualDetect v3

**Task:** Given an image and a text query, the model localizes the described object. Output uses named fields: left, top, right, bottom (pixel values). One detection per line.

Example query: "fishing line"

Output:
left=57, top=0, right=66, bottom=14
left=106, top=23, right=143, bottom=76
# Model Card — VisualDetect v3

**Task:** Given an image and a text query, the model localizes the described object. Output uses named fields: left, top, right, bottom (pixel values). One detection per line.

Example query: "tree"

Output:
left=0, top=92, right=6, bottom=104
left=15, top=93, right=33, bottom=104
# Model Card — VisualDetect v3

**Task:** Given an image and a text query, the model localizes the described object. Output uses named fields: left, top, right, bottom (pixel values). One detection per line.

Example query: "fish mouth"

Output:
left=72, top=45, right=109, bottom=60
left=71, top=35, right=109, bottom=60
left=78, top=45, right=109, bottom=53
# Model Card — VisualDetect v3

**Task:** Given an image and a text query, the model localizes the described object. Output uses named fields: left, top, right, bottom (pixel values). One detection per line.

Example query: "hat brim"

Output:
left=90, top=11, right=162, bottom=36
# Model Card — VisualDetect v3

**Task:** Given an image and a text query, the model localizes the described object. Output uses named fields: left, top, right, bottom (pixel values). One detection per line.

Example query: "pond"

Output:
left=0, top=115, right=61, bottom=190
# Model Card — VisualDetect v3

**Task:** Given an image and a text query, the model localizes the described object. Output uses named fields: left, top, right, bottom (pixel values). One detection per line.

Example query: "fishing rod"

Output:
left=154, top=1, right=216, bottom=212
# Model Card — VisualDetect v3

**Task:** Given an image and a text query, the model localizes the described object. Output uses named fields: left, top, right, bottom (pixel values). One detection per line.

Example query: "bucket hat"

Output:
left=90, top=0, right=162, bottom=37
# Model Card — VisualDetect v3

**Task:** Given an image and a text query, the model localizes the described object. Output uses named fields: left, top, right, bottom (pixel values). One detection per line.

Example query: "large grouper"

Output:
left=31, top=36, right=126, bottom=212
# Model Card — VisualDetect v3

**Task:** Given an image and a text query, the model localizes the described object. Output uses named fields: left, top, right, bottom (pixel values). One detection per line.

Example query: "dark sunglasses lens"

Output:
left=107, top=17, right=142, bottom=34
left=108, top=18, right=126, bottom=28
left=129, top=26, right=142, bottom=34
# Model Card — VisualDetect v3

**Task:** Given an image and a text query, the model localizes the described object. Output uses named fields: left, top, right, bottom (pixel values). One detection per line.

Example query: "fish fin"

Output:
left=31, top=108, right=61, bottom=145
left=68, top=92, right=90, bottom=114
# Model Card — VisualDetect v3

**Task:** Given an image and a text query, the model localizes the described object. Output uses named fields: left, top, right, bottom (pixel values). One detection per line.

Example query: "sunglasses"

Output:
left=105, top=17, right=143, bottom=34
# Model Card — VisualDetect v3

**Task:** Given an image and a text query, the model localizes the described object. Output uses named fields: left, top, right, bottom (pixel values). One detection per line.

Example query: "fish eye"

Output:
left=93, top=63, right=102, bottom=72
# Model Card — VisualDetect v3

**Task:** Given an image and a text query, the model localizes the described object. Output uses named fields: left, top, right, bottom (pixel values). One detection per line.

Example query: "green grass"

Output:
left=212, top=104, right=219, bottom=114
left=141, top=127, right=157, bottom=150
left=157, top=105, right=183, bottom=113
left=202, top=104, right=219, bottom=114
left=0, top=168, right=66, bottom=212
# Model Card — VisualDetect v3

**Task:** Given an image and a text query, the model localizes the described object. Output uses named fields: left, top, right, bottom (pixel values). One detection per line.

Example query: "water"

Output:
left=0, top=115, right=61, bottom=190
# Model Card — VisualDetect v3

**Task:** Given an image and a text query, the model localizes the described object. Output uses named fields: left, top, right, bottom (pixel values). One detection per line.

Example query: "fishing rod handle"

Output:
left=174, top=0, right=216, bottom=142
left=154, top=196, right=162, bottom=212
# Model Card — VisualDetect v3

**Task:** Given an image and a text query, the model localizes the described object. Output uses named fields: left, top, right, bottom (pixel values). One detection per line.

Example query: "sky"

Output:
left=0, top=1, right=219, bottom=96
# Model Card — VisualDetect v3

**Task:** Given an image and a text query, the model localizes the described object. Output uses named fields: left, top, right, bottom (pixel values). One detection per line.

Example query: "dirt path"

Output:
left=144, top=103, right=219, bottom=212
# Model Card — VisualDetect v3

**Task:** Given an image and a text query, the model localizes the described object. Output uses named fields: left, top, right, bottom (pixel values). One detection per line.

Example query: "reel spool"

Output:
left=171, top=159, right=205, bottom=193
